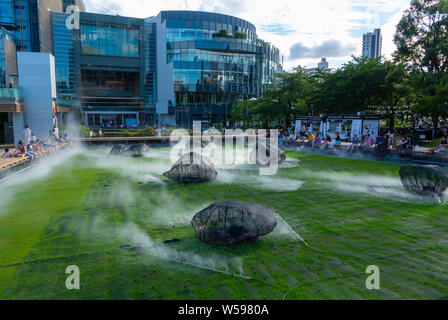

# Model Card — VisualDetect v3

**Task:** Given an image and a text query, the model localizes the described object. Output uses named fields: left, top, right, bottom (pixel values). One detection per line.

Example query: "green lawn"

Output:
left=0, top=147, right=447, bottom=300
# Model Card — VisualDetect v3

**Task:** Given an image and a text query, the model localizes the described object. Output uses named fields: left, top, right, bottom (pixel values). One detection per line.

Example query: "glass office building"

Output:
left=160, top=11, right=281, bottom=126
left=0, top=27, right=17, bottom=87
left=52, top=12, right=76, bottom=99
left=0, top=0, right=72, bottom=52
left=51, top=10, right=282, bottom=128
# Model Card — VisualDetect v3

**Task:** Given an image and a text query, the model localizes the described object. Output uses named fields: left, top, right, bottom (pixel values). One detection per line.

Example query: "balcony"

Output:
left=0, top=87, right=24, bottom=113
left=0, top=87, right=22, bottom=99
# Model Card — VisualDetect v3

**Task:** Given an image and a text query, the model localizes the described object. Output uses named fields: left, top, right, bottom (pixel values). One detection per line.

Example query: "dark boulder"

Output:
left=163, top=152, right=217, bottom=184
left=191, top=201, right=277, bottom=246
left=126, top=144, right=150, bottom=157
left=110, top=144, right=127, bottom=156
left=250, top=143, right=286, bottom=166
left=399, top=165, right=448, bottom=196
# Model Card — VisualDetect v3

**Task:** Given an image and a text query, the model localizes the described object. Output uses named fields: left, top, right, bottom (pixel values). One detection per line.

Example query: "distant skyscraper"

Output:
left=318, top=58, right=329, bottom=70
left=304, top=58, right=331, bottom=76
left=362, top=28, right=382, bottom=59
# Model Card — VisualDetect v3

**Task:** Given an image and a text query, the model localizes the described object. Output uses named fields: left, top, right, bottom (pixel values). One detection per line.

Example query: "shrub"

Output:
left=80, top=126, right=90, bottom=138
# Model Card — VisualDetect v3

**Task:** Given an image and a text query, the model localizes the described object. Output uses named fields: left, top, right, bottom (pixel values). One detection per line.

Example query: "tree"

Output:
left=372, top=61, right=413, bottom=130
left=394, top=0, right=448, bottom=125
left=230, top=100, right=254, bottom=128
left=312, top=57, right=389, bottom=114
left=266, top=69, right=312, bottom=127
left=415, top=74, right=448, bottom=120
left=394, top=0, right=448, bottom=84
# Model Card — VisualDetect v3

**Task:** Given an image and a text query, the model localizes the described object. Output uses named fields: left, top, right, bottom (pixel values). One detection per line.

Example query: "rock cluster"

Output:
left=163, top=152, right=217, bottom=184
left=399, top=165, right=448, bottom=196
left=191, top=201, right=277, bottom=246
left=109, top=144, right=150, bottom=157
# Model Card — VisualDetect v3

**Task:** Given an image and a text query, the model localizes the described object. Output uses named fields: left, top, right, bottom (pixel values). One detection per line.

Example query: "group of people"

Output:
left=282, top=122, right=432, bottom=161
left=433, top=136, right=448, bottom=154
left=1, top=126, right=70, bottom=161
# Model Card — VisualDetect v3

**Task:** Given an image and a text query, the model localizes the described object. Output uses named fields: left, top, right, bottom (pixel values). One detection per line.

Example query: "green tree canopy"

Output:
left=394, top=0, right=448, bottom=83
left=394, top=0, right=448, bottom=122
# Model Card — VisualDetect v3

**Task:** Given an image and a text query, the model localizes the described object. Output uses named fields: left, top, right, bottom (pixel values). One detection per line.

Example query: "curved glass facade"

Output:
left=161, top=11, right=281, bottom=120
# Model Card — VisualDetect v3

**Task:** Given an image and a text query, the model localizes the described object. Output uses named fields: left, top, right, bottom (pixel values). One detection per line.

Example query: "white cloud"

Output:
left=83, top=0, right=411, bottom=70
left=289, top=40, right=357, bottom=60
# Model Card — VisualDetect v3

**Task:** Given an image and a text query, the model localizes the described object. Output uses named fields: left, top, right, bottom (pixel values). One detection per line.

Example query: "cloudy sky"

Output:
left=83, top=0, right=411, bottom=70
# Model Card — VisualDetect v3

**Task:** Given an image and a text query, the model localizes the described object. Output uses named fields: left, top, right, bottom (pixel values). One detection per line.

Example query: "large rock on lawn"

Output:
left=126, top=144, right=150, bottom=157
left=163, top=152, right=217, bottom=184
left=399, top=165, right=448, bottom=196
left=191, top=201, right=277, bottom=246
left=110, top=144, right=127, bottom=156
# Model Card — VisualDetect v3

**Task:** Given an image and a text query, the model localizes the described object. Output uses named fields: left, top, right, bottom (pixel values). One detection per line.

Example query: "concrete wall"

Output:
left=155, top=15, right=176, bottom=126
left=15, top=52, right=56, bottom=144
left=38, top=0, right=64, bottom=54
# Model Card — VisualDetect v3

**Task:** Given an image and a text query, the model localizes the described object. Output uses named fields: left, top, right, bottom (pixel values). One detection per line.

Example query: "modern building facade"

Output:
left=0, top=0, right=76, bottom=52
left=362, top=28, right=382, bottom=59
left=0, top=27, right=18, bottom=87
left=0, top=27, right=21, bottom=143
left=52, top=11, right=146, bottom=128
left=0, top=0, right=85, bottom=143
left=51, top=10, right=282, bottom=128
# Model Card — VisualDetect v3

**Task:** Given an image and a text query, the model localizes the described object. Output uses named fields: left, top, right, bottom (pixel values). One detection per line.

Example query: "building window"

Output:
left=80, top=23, right=139, bottom=57
left=81, top=70, right=140, bottom=97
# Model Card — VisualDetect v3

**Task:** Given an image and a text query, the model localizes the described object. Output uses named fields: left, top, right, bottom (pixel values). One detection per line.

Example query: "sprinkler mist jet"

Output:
left=143, top=250, right=251, bottom=280
left=276, top=215, right=310, bottom=247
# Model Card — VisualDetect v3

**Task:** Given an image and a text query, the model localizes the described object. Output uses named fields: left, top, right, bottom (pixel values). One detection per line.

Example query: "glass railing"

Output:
left=0, top=87, right=22, bottom=98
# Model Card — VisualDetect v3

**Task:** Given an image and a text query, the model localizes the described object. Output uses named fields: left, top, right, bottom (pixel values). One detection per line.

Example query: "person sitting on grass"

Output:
left=2, top=148, right=12, bottom=158
left=346, top=134, right=360, bottom=153
left=434, top=136, right=448, bottom=153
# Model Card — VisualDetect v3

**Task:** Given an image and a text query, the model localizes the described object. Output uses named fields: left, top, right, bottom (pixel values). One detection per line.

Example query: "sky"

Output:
left=82, top=0, right=411, bottom=71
